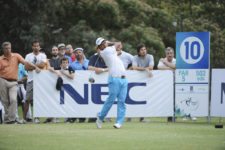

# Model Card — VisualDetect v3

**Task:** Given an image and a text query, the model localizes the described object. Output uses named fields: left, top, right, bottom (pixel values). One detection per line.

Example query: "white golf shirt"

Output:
left=25, top=52, right=47, bottom=82
left=100, top=46, right=126, bottom=77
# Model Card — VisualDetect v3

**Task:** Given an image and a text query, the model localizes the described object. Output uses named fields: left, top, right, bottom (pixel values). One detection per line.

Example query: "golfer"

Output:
left=95, top=37, right=128, bottom=129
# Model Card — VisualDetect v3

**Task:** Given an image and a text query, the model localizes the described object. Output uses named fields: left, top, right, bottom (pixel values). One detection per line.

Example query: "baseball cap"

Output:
left=58, top=43, right=65, bottom=48
left=73, top=47, right=84, bottom=52
left=96, top=37, right=105, bottom=46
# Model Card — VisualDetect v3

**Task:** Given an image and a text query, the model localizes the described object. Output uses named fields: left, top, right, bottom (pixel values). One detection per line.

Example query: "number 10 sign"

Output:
left=175, top=32, right=210, bottom=117
left=176, top=32, right=209, bottom=69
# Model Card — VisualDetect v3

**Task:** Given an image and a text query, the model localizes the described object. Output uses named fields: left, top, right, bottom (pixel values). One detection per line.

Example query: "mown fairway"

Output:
left=0, top=118, right=224, bottom=150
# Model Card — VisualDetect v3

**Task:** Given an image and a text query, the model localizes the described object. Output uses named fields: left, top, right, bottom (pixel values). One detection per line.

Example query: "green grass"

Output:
left=1, top=106, right=225, bottom=150
left=0, top=119, right=225, bottom=150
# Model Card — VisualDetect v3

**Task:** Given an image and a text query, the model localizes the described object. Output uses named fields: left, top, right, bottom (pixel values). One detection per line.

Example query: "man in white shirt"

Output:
left=95, top=37, right=128, bottom=129
left=24, top=40, right=47, bottom=123
left=116, top=44, right=133, bottom=69
left=157, top=47, right=176, bottom=70
left=158, top=47, right=176, bottom=122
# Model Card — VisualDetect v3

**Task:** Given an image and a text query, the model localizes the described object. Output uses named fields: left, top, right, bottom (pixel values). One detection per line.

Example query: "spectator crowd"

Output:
left=0, top=38, right=177, bottom=124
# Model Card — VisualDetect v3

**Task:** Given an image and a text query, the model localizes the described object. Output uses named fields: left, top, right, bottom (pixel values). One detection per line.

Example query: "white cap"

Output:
left=96, top=37, right=105, bottom=46
left=74, top=47, right=84, bottom=52
left=58, top=43, right=65, bottom=48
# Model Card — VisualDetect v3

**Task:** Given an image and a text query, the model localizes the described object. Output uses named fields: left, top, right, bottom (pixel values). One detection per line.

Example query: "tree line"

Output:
left=0, top=0, right=224, bottom=68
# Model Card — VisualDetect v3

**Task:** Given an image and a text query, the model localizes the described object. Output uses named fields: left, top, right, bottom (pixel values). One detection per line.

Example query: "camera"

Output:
left=89, top=77, right=95, bottom=83
left=68, top=66, right=75, bottom=74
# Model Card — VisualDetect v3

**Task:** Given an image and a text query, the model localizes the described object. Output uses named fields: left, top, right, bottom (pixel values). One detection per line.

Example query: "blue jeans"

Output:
left=98, top=76, right=128, bottom=125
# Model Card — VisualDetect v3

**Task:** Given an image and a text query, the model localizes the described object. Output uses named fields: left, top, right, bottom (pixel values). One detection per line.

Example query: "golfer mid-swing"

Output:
left=95, top=37, right=128, bottom=129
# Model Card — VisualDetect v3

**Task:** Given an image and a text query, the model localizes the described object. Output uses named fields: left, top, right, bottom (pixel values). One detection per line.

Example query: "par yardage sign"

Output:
left=175, top=32, right=210, bottom=117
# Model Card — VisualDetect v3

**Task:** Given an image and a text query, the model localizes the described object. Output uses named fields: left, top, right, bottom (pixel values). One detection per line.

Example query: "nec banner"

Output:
left=211, top=69, right=225, bottom=117
left=33, top=70, right=173, bottom=117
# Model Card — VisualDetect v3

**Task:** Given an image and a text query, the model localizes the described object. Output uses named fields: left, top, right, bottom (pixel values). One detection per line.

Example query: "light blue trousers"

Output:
left=98, top=76, right=128, bottom=125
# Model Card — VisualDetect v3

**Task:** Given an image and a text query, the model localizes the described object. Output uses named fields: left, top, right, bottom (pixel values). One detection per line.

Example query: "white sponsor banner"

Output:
left=175, top=84, right=208, bottom=117
left=33, top=70, right=173, bottom=117
left=175, top=69, right=209, bottom=117
left=211, top=69, right=225, bottom=117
